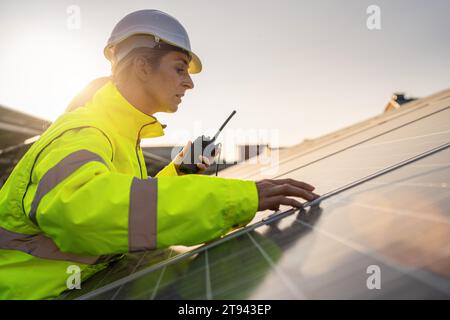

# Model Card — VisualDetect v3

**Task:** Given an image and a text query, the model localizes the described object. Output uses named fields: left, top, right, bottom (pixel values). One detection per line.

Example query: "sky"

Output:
left=0, top=0, right=449, bottom=149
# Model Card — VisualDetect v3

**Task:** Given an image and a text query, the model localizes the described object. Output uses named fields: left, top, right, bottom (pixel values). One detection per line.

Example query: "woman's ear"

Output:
left=133, top=56, right=153, bottom=82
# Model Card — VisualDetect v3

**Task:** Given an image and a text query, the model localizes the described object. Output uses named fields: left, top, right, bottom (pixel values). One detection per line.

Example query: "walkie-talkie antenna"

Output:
left=212, top=110, right=236, bottom=142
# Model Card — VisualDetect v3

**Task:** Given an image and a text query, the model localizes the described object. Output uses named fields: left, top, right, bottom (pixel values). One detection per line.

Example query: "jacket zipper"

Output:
left=136, top=121, right=158, bottom=179
left=136, top=138, right=143, bottom=179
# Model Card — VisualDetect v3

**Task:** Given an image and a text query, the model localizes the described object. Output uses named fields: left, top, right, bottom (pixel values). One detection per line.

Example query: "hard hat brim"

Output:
left=188, top=51, right=202, bottom=74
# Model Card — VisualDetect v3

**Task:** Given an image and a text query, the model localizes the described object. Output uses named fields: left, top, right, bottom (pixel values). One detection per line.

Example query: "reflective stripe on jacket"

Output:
left=0, top=81, right=258, bottom=299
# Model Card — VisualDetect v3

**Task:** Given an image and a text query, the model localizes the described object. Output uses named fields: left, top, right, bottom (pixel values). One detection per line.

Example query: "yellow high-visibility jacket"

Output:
left=0, top=81, right=258, bottom=299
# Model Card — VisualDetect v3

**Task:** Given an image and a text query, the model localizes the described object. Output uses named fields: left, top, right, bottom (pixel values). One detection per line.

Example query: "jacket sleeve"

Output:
left=24, top=128, right=258, bottom=256
left=156, top=175, right=258, bottom=248
left=155, top=162, right=180, bottom=177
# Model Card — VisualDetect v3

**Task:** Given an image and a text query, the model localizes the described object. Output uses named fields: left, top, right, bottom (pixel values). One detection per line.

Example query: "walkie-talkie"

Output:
left=179, top=110, right=237, bottom=174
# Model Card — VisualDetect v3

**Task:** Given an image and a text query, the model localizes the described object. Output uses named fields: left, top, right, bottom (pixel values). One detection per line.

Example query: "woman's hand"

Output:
left=256, top=178, right=320, bottom=211
left=173, top=141, right=218, bottom=174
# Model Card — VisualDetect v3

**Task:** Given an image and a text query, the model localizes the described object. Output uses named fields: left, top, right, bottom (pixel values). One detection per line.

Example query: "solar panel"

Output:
left=74, top=144, right=450, bottom=300
left=57, top=90, right=450, bottom=300
left=276, top=106, right=450, bottom=191
left=246, top=104, right=450, bottom=224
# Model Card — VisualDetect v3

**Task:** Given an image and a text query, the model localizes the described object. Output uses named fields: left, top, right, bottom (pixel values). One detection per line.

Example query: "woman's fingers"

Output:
left=256, top=178, right=320, bottom=211
left=196, top=156, right=210, bottom=173
left=267, top=178, right=315, bottom=191
left=277, top=196, right=303, bottom=209
left=264, top=184, right=317, bottom=201
left=259, top=196, right=303, bottom=211
left=173, top=142, right=217, bottom=174
left=200, top=155, right=211, bottom=166
left=196, top=163, right=207, bottom=172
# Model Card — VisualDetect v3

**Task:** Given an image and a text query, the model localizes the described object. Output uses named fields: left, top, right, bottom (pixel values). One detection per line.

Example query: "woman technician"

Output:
left=0, top=9, right=319, bottom=299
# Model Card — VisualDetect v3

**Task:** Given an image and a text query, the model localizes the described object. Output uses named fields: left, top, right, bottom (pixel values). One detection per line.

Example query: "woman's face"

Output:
left=143, top=51, right=194, bottom=113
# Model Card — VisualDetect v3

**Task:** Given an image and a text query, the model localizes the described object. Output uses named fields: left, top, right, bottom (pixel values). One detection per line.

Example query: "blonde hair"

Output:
left=65, top=76, right=112, bottom=112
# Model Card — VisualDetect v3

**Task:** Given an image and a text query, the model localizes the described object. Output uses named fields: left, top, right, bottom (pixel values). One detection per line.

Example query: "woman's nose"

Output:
left=183, top=74, right=194, bottom=90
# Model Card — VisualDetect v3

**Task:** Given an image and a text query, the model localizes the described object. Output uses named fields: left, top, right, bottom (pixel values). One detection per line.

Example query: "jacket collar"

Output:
left=89, top=81, right=166, bottom=140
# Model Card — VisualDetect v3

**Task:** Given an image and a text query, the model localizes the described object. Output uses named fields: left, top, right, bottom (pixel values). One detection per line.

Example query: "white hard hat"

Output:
left=104, top=9, right=202, bottom=74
